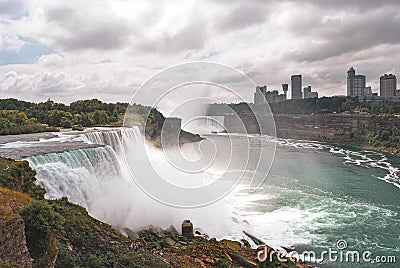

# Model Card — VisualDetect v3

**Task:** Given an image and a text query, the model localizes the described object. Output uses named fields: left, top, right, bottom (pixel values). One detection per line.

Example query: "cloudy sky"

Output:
left=0, top=0, right=399, bottom=103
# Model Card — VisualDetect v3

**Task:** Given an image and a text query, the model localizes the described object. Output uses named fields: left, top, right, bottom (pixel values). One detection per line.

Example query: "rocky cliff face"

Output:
left=0, top=215, right=33, bottom=267
left=225, top=113, right=400, bottom=141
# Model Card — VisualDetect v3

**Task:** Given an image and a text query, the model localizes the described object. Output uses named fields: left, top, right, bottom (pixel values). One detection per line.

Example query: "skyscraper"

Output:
left=347, top=67, right=355, bottom=96
left=291, top=74, right=302, bottom=99
left=354, top=75, right=366, bottom=96
left=347, top=67, right=366, bottom=96
left=380, top=74, right=397, bottom=96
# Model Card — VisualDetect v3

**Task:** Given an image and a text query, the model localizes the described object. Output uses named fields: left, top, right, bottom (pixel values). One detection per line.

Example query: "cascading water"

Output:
left=25, top=127, right=141, bottom=222
left=25, top=127, right=234, bottom=237
left=27, top=146, right=122, bottom=209
left=79, top=127, right=141, bottom=153
left=184, top=115, right=226, bottom=134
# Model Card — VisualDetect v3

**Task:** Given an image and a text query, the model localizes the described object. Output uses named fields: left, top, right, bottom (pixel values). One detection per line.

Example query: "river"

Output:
left=0, top=128, right=398, bottom=267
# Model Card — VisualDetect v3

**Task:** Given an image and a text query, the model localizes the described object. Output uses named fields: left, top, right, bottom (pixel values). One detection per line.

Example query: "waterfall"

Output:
left=78, top=127, right=141, bottom=153
left=205, top=115, right=225, bottom=129
left=184, top=115, right=225, bottom=134
left=25, top=127, right=141, bottom=211
left=24, top=126, right=234, bottom=236
left=26, top=146, right=121, bottom=208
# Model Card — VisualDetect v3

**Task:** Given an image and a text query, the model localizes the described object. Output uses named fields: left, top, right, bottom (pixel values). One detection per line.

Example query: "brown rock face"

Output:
left=0, top=215, right=33, bottom=267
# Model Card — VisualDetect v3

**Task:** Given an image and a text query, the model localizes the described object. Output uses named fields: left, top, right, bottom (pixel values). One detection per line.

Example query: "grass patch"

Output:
left=0, top=186, right=32, bottom=223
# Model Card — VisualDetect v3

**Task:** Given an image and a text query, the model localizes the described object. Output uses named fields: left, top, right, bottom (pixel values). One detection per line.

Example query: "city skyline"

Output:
left=255, top=67, right=399, bottom=103
left=0, top=1, right=400, bottom=103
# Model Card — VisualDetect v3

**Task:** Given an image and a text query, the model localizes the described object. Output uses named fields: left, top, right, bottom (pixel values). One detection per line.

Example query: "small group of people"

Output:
left=127, top=239, right=177, bottom=267
left=128, top=240, right=143, bottom=252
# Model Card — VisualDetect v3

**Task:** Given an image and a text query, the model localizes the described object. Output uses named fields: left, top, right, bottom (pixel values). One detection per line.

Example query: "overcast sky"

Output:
left=0, top=0, right=399, bottom=103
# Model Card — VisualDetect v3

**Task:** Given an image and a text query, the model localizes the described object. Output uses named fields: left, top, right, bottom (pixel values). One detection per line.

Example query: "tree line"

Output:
left=0, top=98, right=155, bottom=135
left=269, top=96, right=400, bottom=115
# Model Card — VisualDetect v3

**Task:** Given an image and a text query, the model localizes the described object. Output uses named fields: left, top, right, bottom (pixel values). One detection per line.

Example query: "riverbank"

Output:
left=329, top=130, right=400, bottom=155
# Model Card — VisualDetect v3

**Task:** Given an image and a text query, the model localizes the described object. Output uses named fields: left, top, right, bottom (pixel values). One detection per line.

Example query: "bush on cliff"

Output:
left=20, top=200, right=63, bottom=266
left=0, top=158, right=45, bottom=200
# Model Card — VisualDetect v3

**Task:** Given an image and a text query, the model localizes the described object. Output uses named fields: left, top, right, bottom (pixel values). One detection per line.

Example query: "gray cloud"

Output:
left=298, top=0, right=400, bottom=11
left=218, top=2, right=270, bottom=31
left=43, top=5, right=129, bottom=51
left=290, top=7, right=400, bottom=62
left=0, top=0, right=25, bottom=16
left=137, top=20, right=207, bottom=54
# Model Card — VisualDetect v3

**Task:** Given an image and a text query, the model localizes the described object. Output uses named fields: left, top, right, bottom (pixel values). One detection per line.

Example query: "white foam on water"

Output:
left=272, top=137, right=400, bottom=188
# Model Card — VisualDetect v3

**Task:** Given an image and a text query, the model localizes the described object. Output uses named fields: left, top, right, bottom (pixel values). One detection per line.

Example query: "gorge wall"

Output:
left=225, top=114, right=400, bottom=141
left=0, top=215, right=32, bottom=267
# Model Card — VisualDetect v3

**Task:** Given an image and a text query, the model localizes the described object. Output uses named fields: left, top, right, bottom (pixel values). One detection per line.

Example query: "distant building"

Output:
left=303, top=85, right=318, bottom=99
left=303, top=86, right=311, bottom=98
left=291, top=74, right=302, bottom=99
left=254, top=86, right=286, bottom=104
left=354, top=75, right=366, bottom=96
left=347, top=67, right=366, bottom=96
left=274, top=94, right=286, bottom=103
left=265, top=90, right=279, bottom=103
left=380, top=74, right=397, bottom=96
left=266, top=90, right=286, bottom=103
left=282, top=84, right=288, bottom=100
left=360, top=95, right=400, bottom=102
left=347, top=67, right=355, bottom=96
left=308, top=92, right=318, bottom=99
left=364, top=86, right=372, bottom=96
left=254, top=85, right=267, bottom=105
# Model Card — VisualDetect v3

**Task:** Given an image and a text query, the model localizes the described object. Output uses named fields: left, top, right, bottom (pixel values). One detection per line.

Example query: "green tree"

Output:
left=20, top=201, right=64, bottom=259
left=92, top=110, right=109, bottom=125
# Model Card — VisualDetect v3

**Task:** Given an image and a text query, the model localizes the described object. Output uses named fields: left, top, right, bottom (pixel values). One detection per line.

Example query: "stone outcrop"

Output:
left=181, top=219, right=194, bottom=238
left=0, top=215, right=32, bottom=267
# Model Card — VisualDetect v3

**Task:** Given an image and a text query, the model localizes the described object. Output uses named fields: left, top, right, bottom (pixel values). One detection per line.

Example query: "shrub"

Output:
left=19, top=201, right=64, bottom=259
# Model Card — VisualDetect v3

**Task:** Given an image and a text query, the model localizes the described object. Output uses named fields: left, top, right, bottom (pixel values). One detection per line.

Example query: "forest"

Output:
left=0, top=98, right=154, bottom=135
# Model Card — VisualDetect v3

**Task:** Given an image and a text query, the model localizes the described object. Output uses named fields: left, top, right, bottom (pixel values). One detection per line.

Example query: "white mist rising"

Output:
left=27, top=127, right=237, bottom=238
